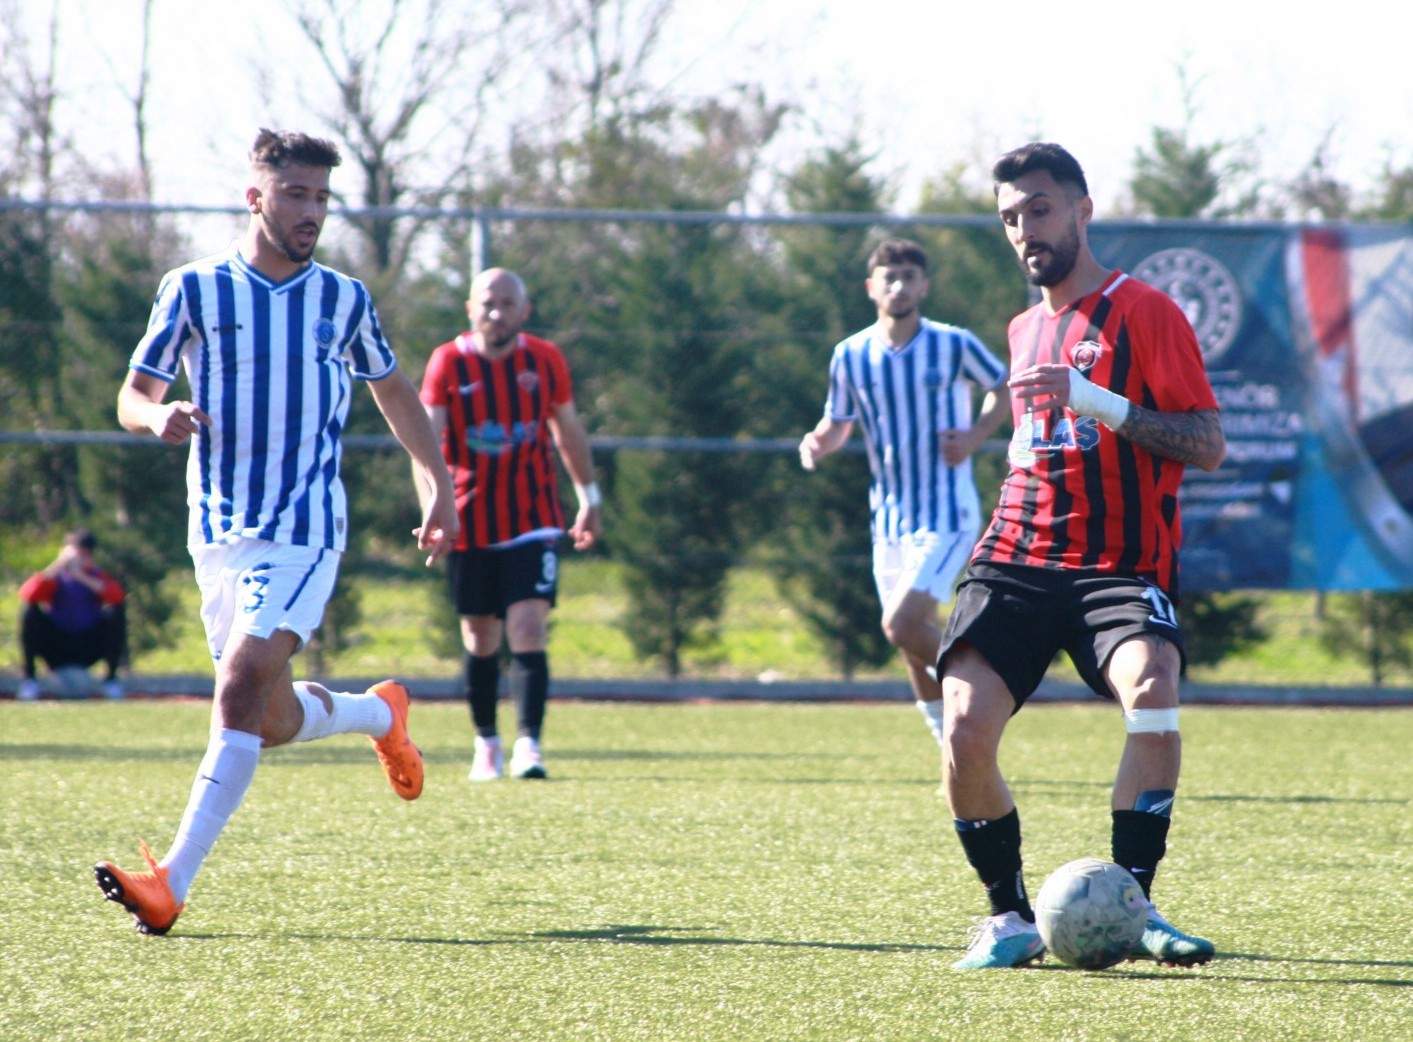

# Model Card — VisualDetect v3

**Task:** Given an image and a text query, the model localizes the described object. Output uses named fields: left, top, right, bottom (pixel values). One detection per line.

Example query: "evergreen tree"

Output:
left=53, top=201, right=191, bottom=654
left=454, top=92, right=786, bottom=674
left=1318, top=591, right=1413, bottom=687
left=603, top=214, right=771, bottom=675
left=763, top=142, right=896, bottom=678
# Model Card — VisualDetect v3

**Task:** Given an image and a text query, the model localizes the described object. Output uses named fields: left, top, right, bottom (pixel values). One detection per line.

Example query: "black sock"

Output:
left=510, top=650, right=549, bottom=741
left=464, top=652, right=500, bottom=738
left=1112, top=809, right=1171, bottom=898
left=955, top=808, right=1032, bottom=921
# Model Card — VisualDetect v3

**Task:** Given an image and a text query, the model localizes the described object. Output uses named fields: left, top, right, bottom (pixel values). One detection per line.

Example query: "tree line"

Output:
left=4, top=1, right=1413, bottom=682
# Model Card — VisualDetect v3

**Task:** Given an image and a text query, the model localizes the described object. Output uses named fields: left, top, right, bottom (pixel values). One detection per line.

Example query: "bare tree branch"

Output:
left=275, top=0, right=529, bottom=277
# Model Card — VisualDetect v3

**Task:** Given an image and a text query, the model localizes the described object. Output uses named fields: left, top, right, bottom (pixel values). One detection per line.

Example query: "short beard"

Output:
left=278, top=241, right=315, bottom=264
left=1022, top=222, right=1080, bottom=287
left=275, top=224, right=319, bottom=264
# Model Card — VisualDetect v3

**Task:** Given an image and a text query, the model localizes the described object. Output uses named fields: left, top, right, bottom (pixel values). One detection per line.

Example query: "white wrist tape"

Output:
left=1067, top=367, right=1131, bottom=430
left=575, top=481, right=602, bottom=509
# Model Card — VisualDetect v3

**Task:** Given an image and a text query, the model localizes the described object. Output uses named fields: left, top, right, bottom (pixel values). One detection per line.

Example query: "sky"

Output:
left=26, top=0, right=1413, bottom=215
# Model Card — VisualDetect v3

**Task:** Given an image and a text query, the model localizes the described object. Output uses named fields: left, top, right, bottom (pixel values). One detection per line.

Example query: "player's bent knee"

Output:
left=942, top=710, right=1005, bottom=766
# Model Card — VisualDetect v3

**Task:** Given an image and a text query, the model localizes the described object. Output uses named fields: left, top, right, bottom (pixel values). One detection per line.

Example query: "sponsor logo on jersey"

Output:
left=466, top=419, right=541, bottom=454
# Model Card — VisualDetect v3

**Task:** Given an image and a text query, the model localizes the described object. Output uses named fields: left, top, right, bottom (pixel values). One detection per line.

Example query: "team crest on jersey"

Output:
left=1132, top=247, right=1241, bottom=364
left=924, top=367, right=942, bottom=388
left=517, top=370, right=540, bottom=393
left=313, top=317, right=338, bottom=347
left=1071, top=340, right=1103, bottom=372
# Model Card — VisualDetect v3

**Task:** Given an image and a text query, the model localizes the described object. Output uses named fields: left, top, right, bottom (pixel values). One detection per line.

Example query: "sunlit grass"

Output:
left=2, top=559, right=1408, bottom=687
left=3, top=701, right=1409, bottom=1042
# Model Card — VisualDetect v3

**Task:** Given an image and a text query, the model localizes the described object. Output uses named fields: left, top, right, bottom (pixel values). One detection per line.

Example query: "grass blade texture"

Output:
left=2, top=699, right=1409, bottom=1042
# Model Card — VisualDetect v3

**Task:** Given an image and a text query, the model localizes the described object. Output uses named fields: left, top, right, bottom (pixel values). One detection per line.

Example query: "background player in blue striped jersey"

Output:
left=94, top=128, right=459, bottom=936
left=798, top=238, right=1010, bottom=767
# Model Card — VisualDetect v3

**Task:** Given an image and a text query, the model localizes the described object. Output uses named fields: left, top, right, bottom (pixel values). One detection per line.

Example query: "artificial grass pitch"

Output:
left=2, top=699, right=1409, bottom=1042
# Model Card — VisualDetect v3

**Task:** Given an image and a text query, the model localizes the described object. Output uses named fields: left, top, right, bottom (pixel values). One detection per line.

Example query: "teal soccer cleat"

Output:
left=1130, top=904, right=1215, bottom=967
left=952, top=911, right=1046, bottom=969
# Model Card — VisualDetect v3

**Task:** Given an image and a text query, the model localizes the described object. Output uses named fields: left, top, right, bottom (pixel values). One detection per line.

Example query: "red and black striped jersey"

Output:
left=973, top=271, right=1218, bottom=597
left=420, top=332, right=574, bottom=549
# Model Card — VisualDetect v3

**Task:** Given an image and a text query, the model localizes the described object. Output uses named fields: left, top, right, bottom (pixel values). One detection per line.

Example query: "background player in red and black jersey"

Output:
left=421, top=268, right=601, bottom=782
left=939, top=143, right=1227, bottom=970
left=17, top=529, right=127, bottom=701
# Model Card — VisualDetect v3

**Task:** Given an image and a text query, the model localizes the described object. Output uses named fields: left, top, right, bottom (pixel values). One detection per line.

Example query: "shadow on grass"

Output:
left=1010, top=777, right=1410, bottom=807
left=1185, top=793, right=1410, bottom=805
left=521, top=932, right=1412, bottom=983
left=154, top=921, right=949, bottom=955
left=170, top=923, right=956, bottom=954
left=527, top=924, right=951, bottom=954
left=154, top=926, right=1413, bottom=986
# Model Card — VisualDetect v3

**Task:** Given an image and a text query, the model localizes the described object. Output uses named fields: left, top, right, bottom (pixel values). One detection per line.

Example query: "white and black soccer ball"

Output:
left=1034, top=858, right=1147, bottom=970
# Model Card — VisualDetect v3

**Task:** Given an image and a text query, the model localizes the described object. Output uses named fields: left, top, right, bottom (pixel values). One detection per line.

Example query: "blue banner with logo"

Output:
left=1090, top=223, right=1413, bottom=592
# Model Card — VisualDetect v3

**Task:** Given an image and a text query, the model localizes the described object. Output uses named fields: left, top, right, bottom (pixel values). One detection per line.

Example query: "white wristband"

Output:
left=575, top=481, right=602, bottom=509
left=1066, top=368, right=1131, bottom=431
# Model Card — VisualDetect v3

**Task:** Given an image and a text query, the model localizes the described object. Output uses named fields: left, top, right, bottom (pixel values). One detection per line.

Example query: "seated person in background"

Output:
left=18, top=529, right=128, bottom=700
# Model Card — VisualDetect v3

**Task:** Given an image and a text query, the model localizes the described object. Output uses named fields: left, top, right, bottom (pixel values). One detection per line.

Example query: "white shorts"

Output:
left=873, top=529, right=976, bottom=611
left=191, top=538, right=341, bottom=661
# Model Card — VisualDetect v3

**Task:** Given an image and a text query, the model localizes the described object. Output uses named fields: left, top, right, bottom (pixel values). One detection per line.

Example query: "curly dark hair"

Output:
left=249, top=128, right=342, bottom=171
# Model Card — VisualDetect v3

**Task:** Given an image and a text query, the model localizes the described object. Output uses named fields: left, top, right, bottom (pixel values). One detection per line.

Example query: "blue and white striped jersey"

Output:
left=130, top=243, right=398, bottom=552
left=824, top=318, right=1007, bottom=544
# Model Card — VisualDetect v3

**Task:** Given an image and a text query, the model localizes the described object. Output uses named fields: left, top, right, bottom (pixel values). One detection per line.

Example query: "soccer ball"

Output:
left=1034, top=858, right=1148, bottom=969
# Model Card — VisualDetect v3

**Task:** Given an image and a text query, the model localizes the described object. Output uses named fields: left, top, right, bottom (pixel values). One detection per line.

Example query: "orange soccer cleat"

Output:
left=368, top=680, right=424, bottom=800
left=94, top=841, right=185, bottom=936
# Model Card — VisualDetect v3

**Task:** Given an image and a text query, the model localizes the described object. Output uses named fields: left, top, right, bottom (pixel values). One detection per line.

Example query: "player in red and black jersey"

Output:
left=939, top=143, right=1226, bottom=970
left=421, top=268, right=601, bottom=782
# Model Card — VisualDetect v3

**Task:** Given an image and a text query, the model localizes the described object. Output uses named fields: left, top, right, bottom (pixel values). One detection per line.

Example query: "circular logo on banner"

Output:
left=1133, top=248, right=1241, bottom=363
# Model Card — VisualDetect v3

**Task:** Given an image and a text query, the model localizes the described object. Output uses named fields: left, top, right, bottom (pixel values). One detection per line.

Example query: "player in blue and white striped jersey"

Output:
left=130, top=235, right=397, bottom=550
left=96, top=129, right=458, bottom=936
left=799, top=239, right=1009, bottom=766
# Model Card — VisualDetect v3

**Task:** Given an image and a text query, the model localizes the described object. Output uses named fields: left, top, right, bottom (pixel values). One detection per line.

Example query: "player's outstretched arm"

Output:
left=369, top=371, right=460, bottom=564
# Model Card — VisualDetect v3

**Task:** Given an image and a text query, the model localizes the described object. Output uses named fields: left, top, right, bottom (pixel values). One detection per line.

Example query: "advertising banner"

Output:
left=1090, top=223, right=1413, bottom=592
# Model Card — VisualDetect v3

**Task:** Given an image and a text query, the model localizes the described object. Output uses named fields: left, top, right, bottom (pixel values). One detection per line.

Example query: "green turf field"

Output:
left=3, top=700, right=1409, bottom=1042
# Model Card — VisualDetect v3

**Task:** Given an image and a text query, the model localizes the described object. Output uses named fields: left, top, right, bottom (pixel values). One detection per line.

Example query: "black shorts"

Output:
left=937, top=560, right=1185, bottom=707
left=447, top=537, right=560, bottom=619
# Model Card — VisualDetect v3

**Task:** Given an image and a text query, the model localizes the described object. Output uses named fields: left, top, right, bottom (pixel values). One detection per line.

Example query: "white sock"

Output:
left=916, top=699, right=945, bottom=748
left=161, top=728, right=262, bottom=902
left=289, top=682, right=393, bottom=743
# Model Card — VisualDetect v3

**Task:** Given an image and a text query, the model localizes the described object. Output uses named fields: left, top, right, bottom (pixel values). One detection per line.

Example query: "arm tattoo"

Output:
left=1116, top=407, right=1225, bottom=469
